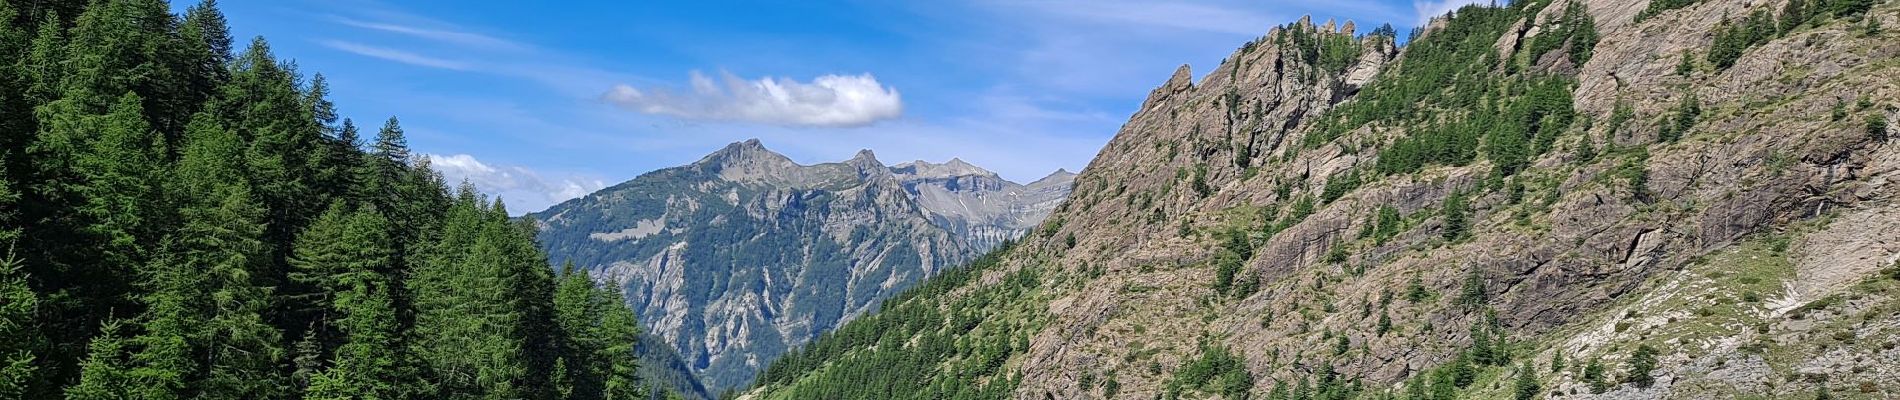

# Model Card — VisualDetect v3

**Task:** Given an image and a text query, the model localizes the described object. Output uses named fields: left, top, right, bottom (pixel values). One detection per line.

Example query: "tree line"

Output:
left=0, top=0, right=663, bottom=398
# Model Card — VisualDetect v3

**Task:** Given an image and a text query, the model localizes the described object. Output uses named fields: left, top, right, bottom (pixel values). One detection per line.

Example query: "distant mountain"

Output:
left=893, top=159, right=1075, bottom=250
left=529, top=139, right=1071, bottom=392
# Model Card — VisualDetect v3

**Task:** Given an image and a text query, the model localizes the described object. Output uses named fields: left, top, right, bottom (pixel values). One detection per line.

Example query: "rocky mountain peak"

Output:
left=891, top=158, right=999, bottom=180
left=692, top=139, right=801, bottom=184
left=1027, top=168, right=1077, bottom=188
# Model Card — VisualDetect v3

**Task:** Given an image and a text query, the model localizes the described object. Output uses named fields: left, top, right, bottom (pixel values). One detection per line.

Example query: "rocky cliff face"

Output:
left=530, top=140, right=1072, bottom=392
left=894, top=159, right=1076, bottom=250
left=750, top=0, right=1900, bottom=398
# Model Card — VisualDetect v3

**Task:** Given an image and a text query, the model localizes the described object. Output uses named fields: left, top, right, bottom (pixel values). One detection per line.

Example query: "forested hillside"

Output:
left=0, top=0, right=665, bottom=398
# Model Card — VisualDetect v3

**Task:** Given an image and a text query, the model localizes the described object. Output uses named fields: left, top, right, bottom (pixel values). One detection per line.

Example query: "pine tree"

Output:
left=151, top=113, right=286, bottom=399
left=1583, top=357, right=1608, bottom=393
left=1441, top=192, right=1469, bottom=241
left=290, top=204, right=396, bottom=324
left=1512, top=362, right=1540, bottom=400
left=1866, top=113, right=1888, bottom=141
left=1781, top=0, right=1810, bottom=33
left=0, top=205, right=41, bottom=398
left=0, top=1, right=33, bottom=172
left=306, top=74, right=360, bottom=204
left=177, top=0, right=233, bottom=121
left=22, top=12, right=65, bottom=106
left=410, top=190, right=535, bottom=398
left=1624, top=344, right=1658, bottom=388
left=58, top=0, right=187, bottom=130
left=597, top=286, right=646, bottom=400
left=554, top=264, right=609, bottom=399
left=217, top=36, right=325, bottom=265
left=1457, top=267, right=1486, bottom=308
left=316, top=264, right=414, bottom=399
left=27, top=91, right=167, bottom=352
left=64, top=321, right=138, bottom=400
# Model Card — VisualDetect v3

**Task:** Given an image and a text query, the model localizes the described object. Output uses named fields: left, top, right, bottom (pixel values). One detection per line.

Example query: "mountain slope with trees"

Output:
left=0, top=0, right=670, bottom=398
left=746, top=0, right=1900, bottom=398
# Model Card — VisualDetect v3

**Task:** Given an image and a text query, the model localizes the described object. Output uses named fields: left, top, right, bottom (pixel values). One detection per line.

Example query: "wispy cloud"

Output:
left=426, top=153, right=606, bottom=214
left=333, top=17, right=527, bottom=51
left=1412, top=0, right=1489, bottom=26
left=1001, top=0, right=1281, bottom=35
left=319, top=40, right=472, bottom=70
left=603, top=71, right=904, bottom=128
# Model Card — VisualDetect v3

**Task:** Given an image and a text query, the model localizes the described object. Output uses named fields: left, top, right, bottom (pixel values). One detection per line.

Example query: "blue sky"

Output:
left=206, top=0, right=1481, bottom=214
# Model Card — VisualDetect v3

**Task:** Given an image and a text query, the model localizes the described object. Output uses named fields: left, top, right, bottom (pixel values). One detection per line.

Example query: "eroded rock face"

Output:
left=750, top=0, right=1898, bottom=397
left=531, top=141, right=1072, bottom=391
left=895, top=159, right=1076, bottom=250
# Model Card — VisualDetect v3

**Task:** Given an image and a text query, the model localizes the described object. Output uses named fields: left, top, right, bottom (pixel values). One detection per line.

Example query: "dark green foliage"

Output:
left=4, top=1, right=659, bottom=398
left=1867, top=112, right=1888, bottom=141
left=1782, top=0, right=1813, bottom=32
left=1512, top=363, right=1540, bottom=400
left=1166, top=344, right=1253, bottom=399
left=1618, top=148, right=1653, bottom=201
left=1441, top=192, right=1469, bottom=241
left=1583, top=358, right=1608, bottom=393
left=1190, top=164, right=1212, bottom=198
left=1320, top=169, right=1362, bottom=203
left=1607, top=99, right=1635, bottom=139
left=1708, top=10, right=1778, bottom=70
left=1457, top=267, right=1486, bottom=307
left=1214, top=249, right=1247, bottom=296
left=1372, top=206, right=1403, bottom=243
left=0, top=235, right=38, bottom=399
left=1624, top=344, right=1658, bottom=388
left=128, top=112, right=286, bottom=400
left=1823, top=0, right=1875, bottom=19
left=1658, top=93, right=1701, bottom=142
left=1637, top=0, right=1700, bottom=22
left=752, top=245, right=1037, bottom=399
left=1575, top=131, right=1598, bottom=162
left=64, top=321, right=138, bottom=399
left=1406, top=275, right=1430, bottom=303
left=1274, top=20, right=1364, bottom=82
left=1527, top=1, right=1599, bottom=65
left=1676, top=50, right=1696, bottom=76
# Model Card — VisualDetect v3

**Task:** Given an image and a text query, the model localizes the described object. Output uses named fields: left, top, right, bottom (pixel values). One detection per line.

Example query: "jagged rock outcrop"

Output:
left=531, top=140, right=1072, bottom=392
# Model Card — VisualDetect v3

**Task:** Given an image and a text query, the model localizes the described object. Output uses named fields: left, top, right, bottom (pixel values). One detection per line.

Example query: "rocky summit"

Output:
left=529, top=139, right=1072, bottom=392
left=747, top=0, right=1900, bottom=398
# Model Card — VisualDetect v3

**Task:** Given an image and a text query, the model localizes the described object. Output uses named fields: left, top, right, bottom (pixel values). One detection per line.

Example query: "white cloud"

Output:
left=319, top=40, right=472, bottom=71
left=1413, top=0, right=1489, bottom=26
left=603, top=71, right=903, bottom=128
left=426, top=153, right=606, bottom=214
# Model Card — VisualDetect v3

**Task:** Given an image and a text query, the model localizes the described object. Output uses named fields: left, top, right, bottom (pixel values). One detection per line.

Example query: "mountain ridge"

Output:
left=531, top=139, right=1073, bottom=392
left=747, top=0, right=1900, bottom=398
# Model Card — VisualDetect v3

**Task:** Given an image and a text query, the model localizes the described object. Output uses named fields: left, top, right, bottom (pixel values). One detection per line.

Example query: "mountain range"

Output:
left=529, top=139, right=1074, bottom=393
